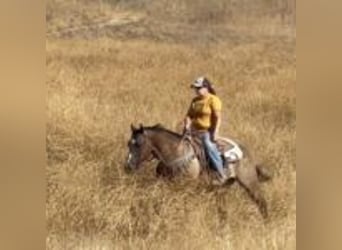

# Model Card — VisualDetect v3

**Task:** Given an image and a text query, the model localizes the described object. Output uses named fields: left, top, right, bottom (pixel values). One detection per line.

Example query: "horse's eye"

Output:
left=129, top=138, right=140, bottom=148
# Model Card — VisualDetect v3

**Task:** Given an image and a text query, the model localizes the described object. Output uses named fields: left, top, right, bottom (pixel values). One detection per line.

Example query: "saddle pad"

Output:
left=218, top=137, right=244, bottom=162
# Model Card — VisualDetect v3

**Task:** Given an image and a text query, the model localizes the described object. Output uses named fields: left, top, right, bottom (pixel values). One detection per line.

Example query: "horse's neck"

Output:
left=147, top=130, right=182, bottom=157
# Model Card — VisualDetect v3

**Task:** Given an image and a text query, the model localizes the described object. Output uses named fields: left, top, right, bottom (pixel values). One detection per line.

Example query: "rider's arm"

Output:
left=211, top=110, right=221, bottom=141
left=184, top=116, right=192, bottom=130
left=210, top=96, right=222, bottom=141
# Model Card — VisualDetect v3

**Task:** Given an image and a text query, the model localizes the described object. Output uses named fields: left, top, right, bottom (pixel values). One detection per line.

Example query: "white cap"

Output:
left=191, top=76, right=205, bottom=88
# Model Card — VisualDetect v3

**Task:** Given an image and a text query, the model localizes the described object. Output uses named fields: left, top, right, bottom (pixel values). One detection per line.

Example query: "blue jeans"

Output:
left=199, top=132, right=225, bottom=177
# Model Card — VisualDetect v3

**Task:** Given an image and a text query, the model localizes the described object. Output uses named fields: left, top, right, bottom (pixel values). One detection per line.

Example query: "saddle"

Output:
left=184, top=131, right=243, bottom=173
left=185, top=134, right=208, bottom=170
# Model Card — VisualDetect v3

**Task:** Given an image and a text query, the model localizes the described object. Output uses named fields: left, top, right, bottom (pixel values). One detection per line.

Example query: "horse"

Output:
left=125, top=123, right=272, bottom=218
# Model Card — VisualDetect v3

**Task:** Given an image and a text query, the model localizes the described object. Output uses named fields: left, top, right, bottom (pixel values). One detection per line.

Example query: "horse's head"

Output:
left=125, top=123, right=154, bottom=172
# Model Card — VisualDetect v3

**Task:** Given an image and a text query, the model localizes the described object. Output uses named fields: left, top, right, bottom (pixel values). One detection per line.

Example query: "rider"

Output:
left=183, top=76, right=229, bottom=183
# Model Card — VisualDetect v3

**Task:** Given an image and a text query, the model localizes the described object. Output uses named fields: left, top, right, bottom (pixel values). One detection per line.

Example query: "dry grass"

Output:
left=47, top=1, right=296, bottom=249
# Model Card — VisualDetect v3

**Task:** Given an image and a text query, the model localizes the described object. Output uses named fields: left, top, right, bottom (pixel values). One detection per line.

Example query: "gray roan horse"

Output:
left=125, top=123, right=272, bottom=218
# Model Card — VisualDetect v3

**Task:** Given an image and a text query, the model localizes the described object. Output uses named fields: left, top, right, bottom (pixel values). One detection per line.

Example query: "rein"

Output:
left=143, top=132, right=195, bottom=168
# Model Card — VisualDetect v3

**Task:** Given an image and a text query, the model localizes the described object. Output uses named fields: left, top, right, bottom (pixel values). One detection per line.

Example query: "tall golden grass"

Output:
left=47, top=1, right=296, bottom=249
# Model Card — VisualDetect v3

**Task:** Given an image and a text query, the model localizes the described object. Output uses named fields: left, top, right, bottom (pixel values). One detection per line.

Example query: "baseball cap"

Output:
left=191, top=76, right=205, bottom=88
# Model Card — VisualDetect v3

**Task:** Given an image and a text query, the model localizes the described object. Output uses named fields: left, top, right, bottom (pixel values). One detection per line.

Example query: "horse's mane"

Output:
left=144, top=123, right=183, bottom=139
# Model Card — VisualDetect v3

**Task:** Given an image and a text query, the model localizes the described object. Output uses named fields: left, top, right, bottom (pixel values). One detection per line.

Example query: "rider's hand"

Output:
left=211, top=133, right=218, bottom=142
left=183, top=127, right=191, bottom=137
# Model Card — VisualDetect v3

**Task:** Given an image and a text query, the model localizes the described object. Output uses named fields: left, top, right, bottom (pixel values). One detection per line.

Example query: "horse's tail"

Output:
left=256, top=164, right=272, bottom=182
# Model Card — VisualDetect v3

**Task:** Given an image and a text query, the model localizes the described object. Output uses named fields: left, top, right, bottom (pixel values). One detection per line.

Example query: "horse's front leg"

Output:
left=156, top=162, right=174, bottom=179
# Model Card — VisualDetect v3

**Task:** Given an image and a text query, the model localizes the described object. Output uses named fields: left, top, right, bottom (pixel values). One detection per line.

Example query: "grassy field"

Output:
left=46, top=1, right=296, bottom=249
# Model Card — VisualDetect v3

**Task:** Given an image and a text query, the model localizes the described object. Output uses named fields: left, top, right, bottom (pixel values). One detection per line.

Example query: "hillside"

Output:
left=46, top=1, right=296, bottom=249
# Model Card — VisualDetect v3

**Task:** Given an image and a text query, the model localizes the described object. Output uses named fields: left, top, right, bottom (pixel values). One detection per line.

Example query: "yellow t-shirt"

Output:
left=187, top=93, right=222, bottom=131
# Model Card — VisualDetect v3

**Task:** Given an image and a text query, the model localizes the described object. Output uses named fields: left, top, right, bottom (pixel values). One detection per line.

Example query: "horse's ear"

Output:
left=131, top=123, right=137, bottom=132
left=139, top=123, right=145, bottom=134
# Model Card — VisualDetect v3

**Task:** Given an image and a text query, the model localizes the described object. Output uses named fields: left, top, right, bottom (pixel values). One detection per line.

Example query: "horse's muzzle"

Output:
left=124, top=153, right=137, bottom=173
left=124, top=164, right=133, bottom=174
